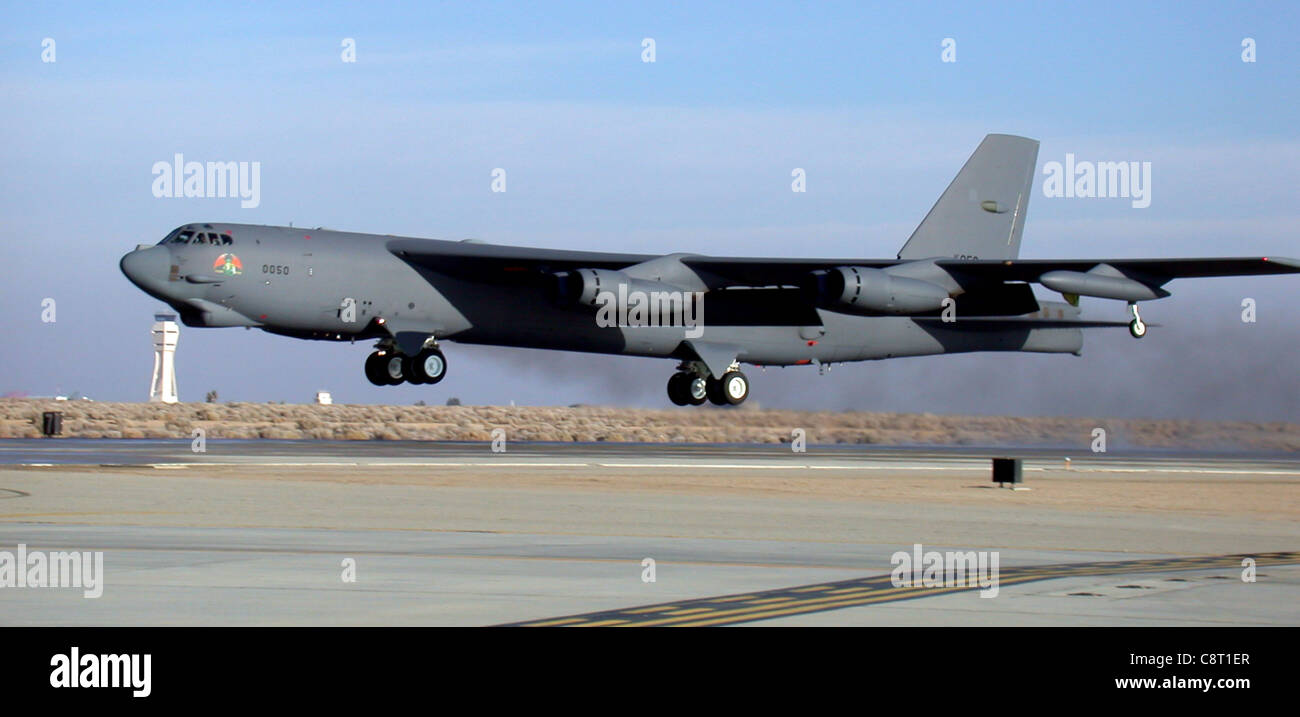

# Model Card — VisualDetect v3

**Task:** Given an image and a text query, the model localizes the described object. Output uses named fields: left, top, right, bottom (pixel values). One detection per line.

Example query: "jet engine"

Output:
left=550, top=268, right=681, bottom=307
left=806, top=266, right=951, bottom=314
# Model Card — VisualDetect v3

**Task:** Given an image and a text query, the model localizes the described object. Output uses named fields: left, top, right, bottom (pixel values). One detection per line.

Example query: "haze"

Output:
left=1, top=2, right=1297, bottom=420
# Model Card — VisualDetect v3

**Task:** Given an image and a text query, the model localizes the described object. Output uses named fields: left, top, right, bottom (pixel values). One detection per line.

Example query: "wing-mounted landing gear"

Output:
left=364, top=337, right=447, bottom=386
left=1127, top=302, right=1147, bottom=339
left=667, top=361, right=749, bottom=407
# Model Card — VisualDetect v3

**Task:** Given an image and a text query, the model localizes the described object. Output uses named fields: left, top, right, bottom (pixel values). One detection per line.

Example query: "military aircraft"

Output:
left=121, top=134, right=1298, bottom=406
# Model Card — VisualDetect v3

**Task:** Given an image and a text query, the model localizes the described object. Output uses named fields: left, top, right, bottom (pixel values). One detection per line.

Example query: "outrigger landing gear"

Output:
left=1127, top=302, right=1147, bottom=339
left=667, top=361, right=749, bottom=407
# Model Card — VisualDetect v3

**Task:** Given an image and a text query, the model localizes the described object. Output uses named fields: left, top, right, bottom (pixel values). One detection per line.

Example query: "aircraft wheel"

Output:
left=705, top=376, right=728, bottom=405
left=365, top=351, right=391, bottom=386
left=411, top=348, right=447, bottom=384
left=720, top=371, right=750, bottom=405
left=1129, top=318, right=1147, bottom=339
left=685, top=375, right=708, bottom=406
left=384, top=353, right=408, bottom=385
left=667, top=373, right=690, bottom=406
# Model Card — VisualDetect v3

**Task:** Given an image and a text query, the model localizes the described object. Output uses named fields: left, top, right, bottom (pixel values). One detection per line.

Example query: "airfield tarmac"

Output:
left=0, top=440, right=1297, bottom=626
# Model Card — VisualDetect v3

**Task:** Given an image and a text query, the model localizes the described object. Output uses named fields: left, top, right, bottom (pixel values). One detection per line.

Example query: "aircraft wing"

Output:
left=683, top=256, right=1300, bottom=288
left=912, top=316, right=1138, bottom=329
left=932, top=256, right=1300, bottom=285
left=386, top=238, right=652, bottom=284
left=388, top=238, right=1300, bottom=296
left=679, top=257, right=898, bottom=287
left=388, top=238, right=897, bottom=288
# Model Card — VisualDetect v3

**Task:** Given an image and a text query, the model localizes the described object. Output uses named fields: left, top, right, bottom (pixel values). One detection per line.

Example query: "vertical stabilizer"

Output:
left=897, top=134, right=1039, bottom=261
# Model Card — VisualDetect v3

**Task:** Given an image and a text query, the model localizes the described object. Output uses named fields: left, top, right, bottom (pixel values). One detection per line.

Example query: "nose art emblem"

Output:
left=213, top=253, right=243, bottom=276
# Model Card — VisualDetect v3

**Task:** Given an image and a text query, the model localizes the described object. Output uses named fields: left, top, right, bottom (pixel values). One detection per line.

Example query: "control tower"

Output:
left=149, top=312, right=180, bottom=403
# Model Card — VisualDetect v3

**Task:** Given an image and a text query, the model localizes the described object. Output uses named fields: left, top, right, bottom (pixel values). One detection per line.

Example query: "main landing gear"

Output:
left=1127, top=302, right=1147, bottom=339
left=365, top=346, right=447, bottom=386
left=667, top=362, right=749, bottom=407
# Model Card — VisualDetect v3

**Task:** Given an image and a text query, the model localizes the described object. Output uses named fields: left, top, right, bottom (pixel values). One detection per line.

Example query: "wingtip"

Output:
left=1263, top=256, right=1300, bottom=270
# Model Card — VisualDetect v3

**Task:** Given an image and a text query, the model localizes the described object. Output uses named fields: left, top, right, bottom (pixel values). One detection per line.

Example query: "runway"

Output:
left=508, top=552, right=1300, bottom=626
left=1, top=439, right=1297, bottom=625
left=6, top=437, right=1300, bottom=475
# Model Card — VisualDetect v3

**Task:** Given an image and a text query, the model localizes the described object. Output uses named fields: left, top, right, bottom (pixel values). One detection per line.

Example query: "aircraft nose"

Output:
left=120, top=246, right=172, bottom=297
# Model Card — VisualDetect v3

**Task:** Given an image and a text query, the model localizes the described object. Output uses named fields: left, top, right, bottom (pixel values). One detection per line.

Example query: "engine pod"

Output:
left=815, top=266, right=951, bottom=314
left=550, top=268, right=685, bottom=308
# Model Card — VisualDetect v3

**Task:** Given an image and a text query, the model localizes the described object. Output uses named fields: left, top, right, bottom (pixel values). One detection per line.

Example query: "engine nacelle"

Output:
left=550, top=268, right=680, bottom=307
left=809, top=266, right=951, bottom=314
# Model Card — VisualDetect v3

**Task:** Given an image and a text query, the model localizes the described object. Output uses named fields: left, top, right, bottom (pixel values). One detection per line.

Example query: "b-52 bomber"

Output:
left=121, top=134, right=1298, bottom=406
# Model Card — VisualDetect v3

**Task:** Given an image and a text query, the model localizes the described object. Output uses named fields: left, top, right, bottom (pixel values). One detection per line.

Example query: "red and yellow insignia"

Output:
left=213, top=253, right=243, bottom=276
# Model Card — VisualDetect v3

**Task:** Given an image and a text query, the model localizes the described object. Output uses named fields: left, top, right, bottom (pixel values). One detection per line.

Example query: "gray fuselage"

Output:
left=119, top=223, right=1081, bottom=371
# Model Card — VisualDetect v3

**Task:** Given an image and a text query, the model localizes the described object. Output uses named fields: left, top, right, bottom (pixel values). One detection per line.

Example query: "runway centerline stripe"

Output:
left=502, top=551, right=1300, bottom=627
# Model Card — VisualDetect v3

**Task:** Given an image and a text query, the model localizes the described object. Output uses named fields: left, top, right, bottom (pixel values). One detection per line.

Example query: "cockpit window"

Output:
left=159, top=227, right=231, bottom=245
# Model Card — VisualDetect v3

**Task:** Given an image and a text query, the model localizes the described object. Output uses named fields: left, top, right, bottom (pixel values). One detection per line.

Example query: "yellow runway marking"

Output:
left=504, top=551, right=1300, bottom=627
left=521, top=617, right=587, bottom=627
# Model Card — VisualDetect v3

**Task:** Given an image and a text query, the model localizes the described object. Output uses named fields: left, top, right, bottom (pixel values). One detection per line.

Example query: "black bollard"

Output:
left=41, top=411, right=63, bottom=437
left=992, top=457, right=1022, bottom=486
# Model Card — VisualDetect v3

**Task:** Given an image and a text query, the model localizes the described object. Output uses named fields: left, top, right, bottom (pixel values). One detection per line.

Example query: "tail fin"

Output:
left=897, top=134, right=1039, bottom=261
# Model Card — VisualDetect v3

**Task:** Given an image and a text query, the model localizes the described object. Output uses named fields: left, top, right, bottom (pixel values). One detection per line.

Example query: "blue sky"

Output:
left=1, top=2, right=1297, bottom=419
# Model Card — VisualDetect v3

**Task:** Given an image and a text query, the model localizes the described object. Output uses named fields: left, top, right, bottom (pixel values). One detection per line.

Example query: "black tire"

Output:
left=705, top=376, right=727, bottom=405
left=720, top=371, right=749, bottom=405
left=667, top=373, right=690, bottom=406
left=383, top=353, right=407, bottom=385
left=364, top=351, right=390, bottom=386
left=411, top=348, right=447, bottom=384
left=1129, top=319, right=1147, bottom=339
left=685, top=375, right=708, bottom=406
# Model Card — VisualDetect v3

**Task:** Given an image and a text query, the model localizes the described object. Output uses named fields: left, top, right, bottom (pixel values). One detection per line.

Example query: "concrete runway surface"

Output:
left=0, top=439, right=1296, bottom=626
